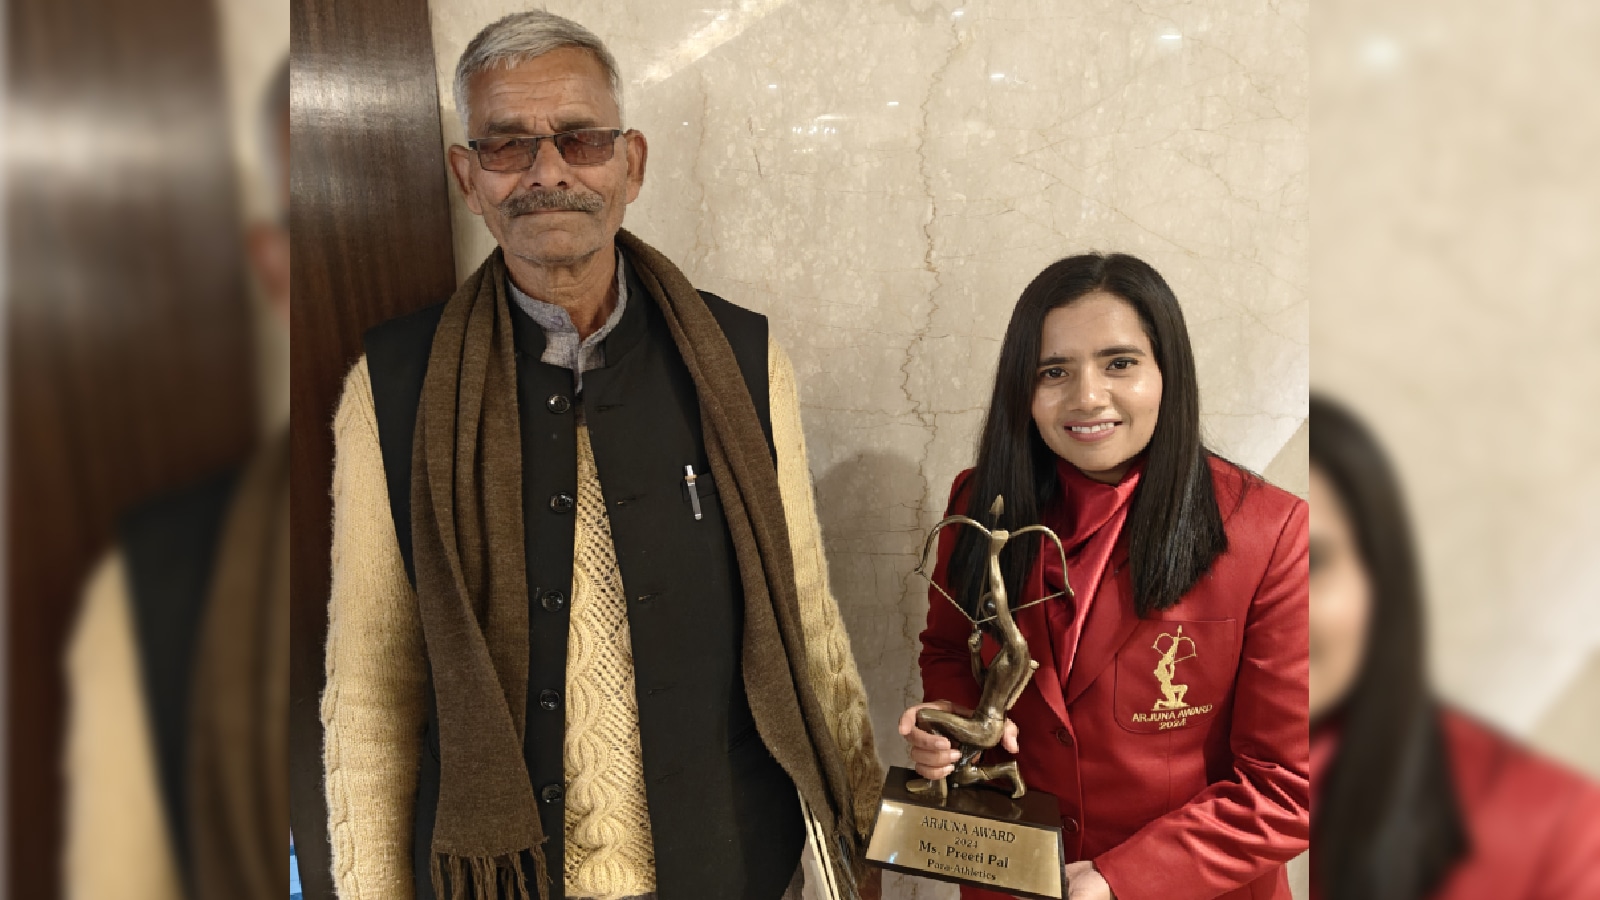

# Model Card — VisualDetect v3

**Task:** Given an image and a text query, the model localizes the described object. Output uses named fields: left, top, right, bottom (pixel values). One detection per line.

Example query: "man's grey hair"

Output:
left=453, top=10, right=623, bottom=134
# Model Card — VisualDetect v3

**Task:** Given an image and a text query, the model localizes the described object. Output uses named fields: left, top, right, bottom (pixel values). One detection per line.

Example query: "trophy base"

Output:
left=865, top=766, right=1065, bottom=899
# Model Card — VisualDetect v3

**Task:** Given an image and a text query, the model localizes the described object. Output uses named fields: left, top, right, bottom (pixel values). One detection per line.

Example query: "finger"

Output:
left=897, top=700, right=953, bottom=736
left=1062, top=863, right=1100, bottom=900
left=909, top=745, right=962, bottom=764
left=1002, top=719, right=1020, bottom=754
left=909, top=747, right=963, bottom=767
left=903, top=716, right=953, bottom=750
left=914, top=762, right=955, bottom=780
left=896, top=706, right=918, bottom=736
left=897, top=703, right=936, bottom=735
left=904, top=728, right=952, bottom=752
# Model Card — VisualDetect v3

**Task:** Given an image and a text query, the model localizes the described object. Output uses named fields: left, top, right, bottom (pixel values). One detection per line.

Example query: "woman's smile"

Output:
left=1062, top=419, right=1122, bottom=442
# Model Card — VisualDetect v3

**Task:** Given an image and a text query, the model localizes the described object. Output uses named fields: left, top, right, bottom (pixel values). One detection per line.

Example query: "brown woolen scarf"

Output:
left=186, top=430, right=290, bottom=900
left=411, top=230, right=866, bottom=900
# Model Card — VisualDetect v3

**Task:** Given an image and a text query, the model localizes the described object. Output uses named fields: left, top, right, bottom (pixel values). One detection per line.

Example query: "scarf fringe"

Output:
left=430, top=844, right=548, bottom=900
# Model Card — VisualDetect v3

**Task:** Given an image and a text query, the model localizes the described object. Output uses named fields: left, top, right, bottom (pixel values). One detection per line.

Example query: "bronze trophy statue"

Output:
left=865, top=498, right=1073, bottom=899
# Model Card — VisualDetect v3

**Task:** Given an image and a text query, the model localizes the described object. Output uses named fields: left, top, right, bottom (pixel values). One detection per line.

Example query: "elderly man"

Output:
left=321, top=11, right=881, bottom=900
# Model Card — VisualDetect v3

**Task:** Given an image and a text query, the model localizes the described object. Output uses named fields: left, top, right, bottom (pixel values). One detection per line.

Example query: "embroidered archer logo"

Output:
left=1151, top=626, right=1198, bottom=711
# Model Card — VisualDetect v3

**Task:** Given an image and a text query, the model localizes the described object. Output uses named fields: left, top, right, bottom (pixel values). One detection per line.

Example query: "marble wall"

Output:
left=427, top=0, right=1308, bottom=890
left=1312, top=0, right=1600, bottom=777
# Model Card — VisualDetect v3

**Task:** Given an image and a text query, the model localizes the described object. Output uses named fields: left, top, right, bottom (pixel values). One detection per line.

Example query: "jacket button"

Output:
left=549, top=492, right=575, bottom=513
left=1054, top=727, right=1074, bottom=746
left=540, top=783, right=564, bottom=804
left=540, top=590, right=566, bottom=612
left=1062, top=816, right=1079, bottom=834
left=538, top=689, right=561, bottom=711
left=546, top=394, right=571, bottom=414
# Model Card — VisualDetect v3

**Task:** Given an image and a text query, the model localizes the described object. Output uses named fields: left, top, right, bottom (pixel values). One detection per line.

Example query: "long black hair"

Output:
left=1309, top=394, right=1466, bottom=900
left=949, top=253, right=1228, bottom=620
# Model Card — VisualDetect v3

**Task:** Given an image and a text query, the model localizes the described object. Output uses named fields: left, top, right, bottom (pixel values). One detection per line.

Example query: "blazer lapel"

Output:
left=1063, top=545, right=1139, bottom=706
left=1018, top=592, right=1070, bottom=731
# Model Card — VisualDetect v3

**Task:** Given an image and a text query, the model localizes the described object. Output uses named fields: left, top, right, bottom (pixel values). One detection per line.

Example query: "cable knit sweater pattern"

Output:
left=563, top=424, right=655, bottom=899
left=322, top=339, right=880, bottom=900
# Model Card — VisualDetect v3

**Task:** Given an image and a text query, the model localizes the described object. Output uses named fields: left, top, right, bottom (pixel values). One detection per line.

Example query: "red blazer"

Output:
left=1311, top=709, right=1600, bottom=900
left=919, top=458, right=1310, bottom=900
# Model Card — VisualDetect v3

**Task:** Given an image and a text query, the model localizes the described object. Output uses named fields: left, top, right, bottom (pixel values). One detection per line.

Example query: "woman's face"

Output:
left=1309, top=463, right=1373, bottom=721
left=1031, top=292, right=1163, bottom=483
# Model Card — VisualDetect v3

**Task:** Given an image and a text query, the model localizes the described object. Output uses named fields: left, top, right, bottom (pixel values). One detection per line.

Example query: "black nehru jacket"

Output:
left=362, top=257, right=804, bottom=900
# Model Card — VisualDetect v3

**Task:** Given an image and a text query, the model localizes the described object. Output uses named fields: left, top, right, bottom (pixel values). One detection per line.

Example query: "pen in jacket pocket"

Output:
left=684, top=465, right=703, bottom=520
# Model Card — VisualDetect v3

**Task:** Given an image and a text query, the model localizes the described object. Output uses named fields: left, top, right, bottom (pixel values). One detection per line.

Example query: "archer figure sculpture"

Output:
left=907, top=496, right=1072, bottom=802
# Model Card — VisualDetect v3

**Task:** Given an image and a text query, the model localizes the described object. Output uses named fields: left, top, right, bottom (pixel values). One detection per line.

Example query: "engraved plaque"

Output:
left=866, top=767, right=1065, bottom=899
left=870, top=498, right=1072, bottom=896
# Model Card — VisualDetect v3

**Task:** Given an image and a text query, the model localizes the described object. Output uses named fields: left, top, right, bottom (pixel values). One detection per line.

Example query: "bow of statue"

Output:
left=907, top=496, right=1073, bottom=802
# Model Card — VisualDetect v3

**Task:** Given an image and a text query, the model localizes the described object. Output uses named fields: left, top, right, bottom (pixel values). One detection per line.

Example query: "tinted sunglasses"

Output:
left=466, top=128, right=627, bottom=172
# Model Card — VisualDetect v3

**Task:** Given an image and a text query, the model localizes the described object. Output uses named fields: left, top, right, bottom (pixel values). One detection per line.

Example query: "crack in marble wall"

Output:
left=883, top=12, right=969, bottom=718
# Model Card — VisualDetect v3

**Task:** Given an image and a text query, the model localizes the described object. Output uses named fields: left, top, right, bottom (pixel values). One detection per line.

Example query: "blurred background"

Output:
left=1312, top=0, right=1600, bottom=777
left=1309, top=0, right=1600, bottom=894
left=6, top=0, right=286, bottom=896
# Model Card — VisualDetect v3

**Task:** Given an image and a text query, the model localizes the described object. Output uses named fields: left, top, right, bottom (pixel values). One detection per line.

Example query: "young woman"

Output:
left=1308, top=395, right=1600, bottom=900
left=899, top=254, right=1309, bottom=900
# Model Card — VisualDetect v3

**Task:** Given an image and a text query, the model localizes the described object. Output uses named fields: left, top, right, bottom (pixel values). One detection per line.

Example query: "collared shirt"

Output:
left=507, top=249, right=629, bottom=395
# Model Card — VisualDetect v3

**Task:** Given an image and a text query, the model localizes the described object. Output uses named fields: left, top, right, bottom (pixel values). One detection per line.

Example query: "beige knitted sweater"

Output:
left=323, top=339, right=879, bottom=900
left=561, top=423, right=654, bottom=896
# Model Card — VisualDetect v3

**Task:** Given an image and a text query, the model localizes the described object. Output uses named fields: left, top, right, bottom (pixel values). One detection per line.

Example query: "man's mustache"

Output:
left=499, top=189, right=604, bottom=217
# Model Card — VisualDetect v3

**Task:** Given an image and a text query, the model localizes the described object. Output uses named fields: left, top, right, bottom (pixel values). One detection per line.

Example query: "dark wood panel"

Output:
left=289, top=0, right=457, bottom=894
left=6, top=0, right=255, bottom=894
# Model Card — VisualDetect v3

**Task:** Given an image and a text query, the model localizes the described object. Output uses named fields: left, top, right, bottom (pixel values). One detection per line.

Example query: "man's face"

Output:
left=447, top=47, right=647, bottom=269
